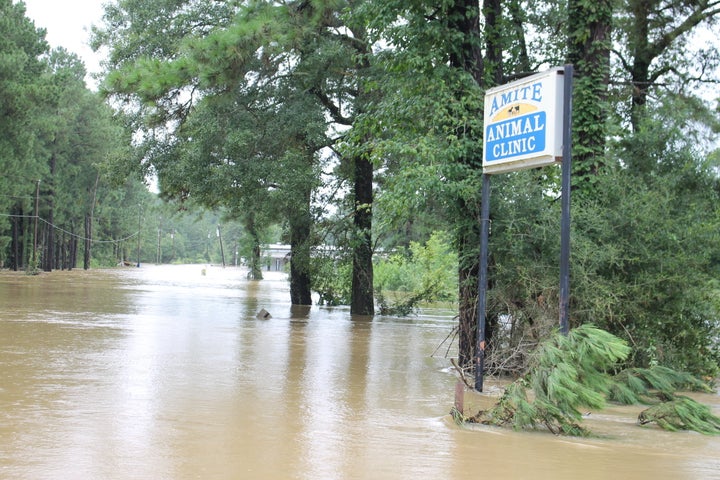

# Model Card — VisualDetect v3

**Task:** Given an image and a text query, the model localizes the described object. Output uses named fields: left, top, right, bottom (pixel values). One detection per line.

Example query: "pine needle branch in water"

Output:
left=609, top=366, right=714, bottom=405
left=462, top=325, right=720, bottom=436
left=638, top=396, right=720, bottom=435
left=468, top=325, right=629, bottom=436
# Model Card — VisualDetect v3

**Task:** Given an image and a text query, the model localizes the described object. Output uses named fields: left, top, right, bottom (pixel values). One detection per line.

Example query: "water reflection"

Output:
left=0, top=265, right=718, bottom=479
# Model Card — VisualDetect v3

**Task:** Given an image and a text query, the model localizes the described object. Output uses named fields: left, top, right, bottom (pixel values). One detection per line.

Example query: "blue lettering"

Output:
left=488, top=81, right=543, bottom=117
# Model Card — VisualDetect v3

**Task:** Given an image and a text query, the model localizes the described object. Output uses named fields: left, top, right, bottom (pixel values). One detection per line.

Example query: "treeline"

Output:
left=0, top=1, right=258, bottom=271
left=1, top=0, right=135, bottom=270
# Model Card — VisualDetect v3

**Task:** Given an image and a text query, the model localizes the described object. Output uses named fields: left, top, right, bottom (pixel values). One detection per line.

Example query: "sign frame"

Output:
left=482, top=67, right=565, bottom=174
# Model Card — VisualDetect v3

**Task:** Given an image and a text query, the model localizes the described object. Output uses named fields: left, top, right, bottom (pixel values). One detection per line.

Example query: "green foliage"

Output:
left=569, top=145, right=720, bottom=377
left=468, top=325, right=719, bottom=436
left=89, top=0, right=720, bottom=378
left=0, top=0, right=49, bottom=228
left=608, top=366, right=714, bottom=405
left=310, top=253, right=352, bottom=306
left=374, top=231, right=458, bottom=314
left=0, top=3, right=152, bottom=271
left=473, top=127, right=720, bottom=379
left=95, top=0, right=368, bottom=306
left=637, top=396, right=720, bottom=435
left=471, top=325, right=630, bottom=435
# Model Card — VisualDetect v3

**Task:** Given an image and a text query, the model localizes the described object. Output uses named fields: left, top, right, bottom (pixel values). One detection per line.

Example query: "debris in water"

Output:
left=256, top=309, right=271, bottom=320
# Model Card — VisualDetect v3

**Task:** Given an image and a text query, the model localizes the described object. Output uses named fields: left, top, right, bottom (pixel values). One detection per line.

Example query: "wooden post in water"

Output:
left=454, top=379, right=465, bottom=416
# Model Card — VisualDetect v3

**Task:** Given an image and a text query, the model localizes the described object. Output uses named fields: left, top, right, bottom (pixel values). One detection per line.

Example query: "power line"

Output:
left=0, top=213, right=139, bottom=244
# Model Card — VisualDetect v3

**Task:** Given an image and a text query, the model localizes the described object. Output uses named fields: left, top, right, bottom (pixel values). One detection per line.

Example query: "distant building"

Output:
left=263, top=244, right=291, bottom=271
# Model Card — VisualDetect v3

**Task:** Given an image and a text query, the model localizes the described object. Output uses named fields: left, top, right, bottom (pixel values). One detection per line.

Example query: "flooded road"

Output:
left=1, top=265, right=718, bottom=479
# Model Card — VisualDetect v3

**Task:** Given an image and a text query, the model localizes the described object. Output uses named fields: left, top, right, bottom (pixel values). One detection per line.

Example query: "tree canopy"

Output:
left=88, top=0, right=720, bottom=379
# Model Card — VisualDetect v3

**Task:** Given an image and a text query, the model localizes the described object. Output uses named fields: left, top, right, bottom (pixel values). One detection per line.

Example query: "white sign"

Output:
left=482, top=68, right=565, bottom=174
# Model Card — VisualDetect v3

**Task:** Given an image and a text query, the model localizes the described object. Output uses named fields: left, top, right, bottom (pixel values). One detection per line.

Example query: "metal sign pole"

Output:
left=475, top=173, right=491, bottom=392
left=558, top=64, right=574, bottom=335
left=474, top=66, right=569, bottom=392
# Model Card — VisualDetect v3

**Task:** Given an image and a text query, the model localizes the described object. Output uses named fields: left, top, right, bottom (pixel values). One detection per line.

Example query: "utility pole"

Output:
left=136, top=205, right=142, bottom=267
left=156, top=226, right=161, bottom=264
left=33, top=180, right=40, bottom=266
left=156, top=218, right=162, bottom=264
left=217, top=225, right=226, bottom=268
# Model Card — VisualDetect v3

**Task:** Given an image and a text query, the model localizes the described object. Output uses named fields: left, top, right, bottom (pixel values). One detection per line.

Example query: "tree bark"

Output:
left=350, top=154, right=374, bottom=315
left=84, top=214, right=92, bottom=270
left=10, top=204, right=23, bottom=271
left=625, top=0, right=720, bottom=131
left=457, top=227, right=480, bottom=367
left=246, top=213, right=263, bottom=280
left=43, top=153, right=57, bottom=272
left=43, top=209, right=54, bottom=272
left=446, top=0, right=487, bottom=367
left=289, top=184, right=313, bottom=305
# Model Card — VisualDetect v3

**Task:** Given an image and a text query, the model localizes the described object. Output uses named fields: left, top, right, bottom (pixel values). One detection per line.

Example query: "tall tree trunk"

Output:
left=508, top=0, right=531, bottom=73
left=446, top=0, right=486, bottom=368
left=289, top=184, right=313, bottom=305
left=84, top=214, right=92, bottom=270
left=246, top=213, right=263, bottom=280
left=84, top=173, right=100, bottom=270
left=625, top=0, right=720, bottom=132
left=628, top=0, right=651, bottom=132
left=60, top=230, right=66, bottom=270
left=457, top=221, right=480, bottom=367
left=70, top=235, right=78, bottom=269
left=350, top=154, right=374, bottom=315
left=483, top=0, right=503, bottom=84
left=43, top=209, right=54, bottom=272
left=43, top=153, right=57, bottom=272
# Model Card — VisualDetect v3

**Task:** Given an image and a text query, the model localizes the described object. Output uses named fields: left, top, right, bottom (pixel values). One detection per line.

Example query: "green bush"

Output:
left=374, top=231, right=458, bottom=314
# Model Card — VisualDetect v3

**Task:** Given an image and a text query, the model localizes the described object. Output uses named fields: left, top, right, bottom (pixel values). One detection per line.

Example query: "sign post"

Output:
left=558, top=64, right=574, bottom=335
left=475, top=66, right=573, bottom=392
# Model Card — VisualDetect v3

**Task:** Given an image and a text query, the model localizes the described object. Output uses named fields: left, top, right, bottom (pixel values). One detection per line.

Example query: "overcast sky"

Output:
left=21, top=0, right=105, bottom=83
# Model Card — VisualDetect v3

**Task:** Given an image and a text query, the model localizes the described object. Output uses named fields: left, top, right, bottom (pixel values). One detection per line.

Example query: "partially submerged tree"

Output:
left=96, top=0, right=381, bottom=312
left=462, top=325, right=720, bottom=436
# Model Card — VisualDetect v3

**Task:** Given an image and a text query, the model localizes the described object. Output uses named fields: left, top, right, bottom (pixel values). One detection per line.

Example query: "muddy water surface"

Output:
left=1, top=265, right=718, bottom=479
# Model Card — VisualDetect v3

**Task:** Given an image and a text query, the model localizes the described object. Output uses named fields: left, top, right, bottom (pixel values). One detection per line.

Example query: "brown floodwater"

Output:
left=1, top=265, right=718, bottom=480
